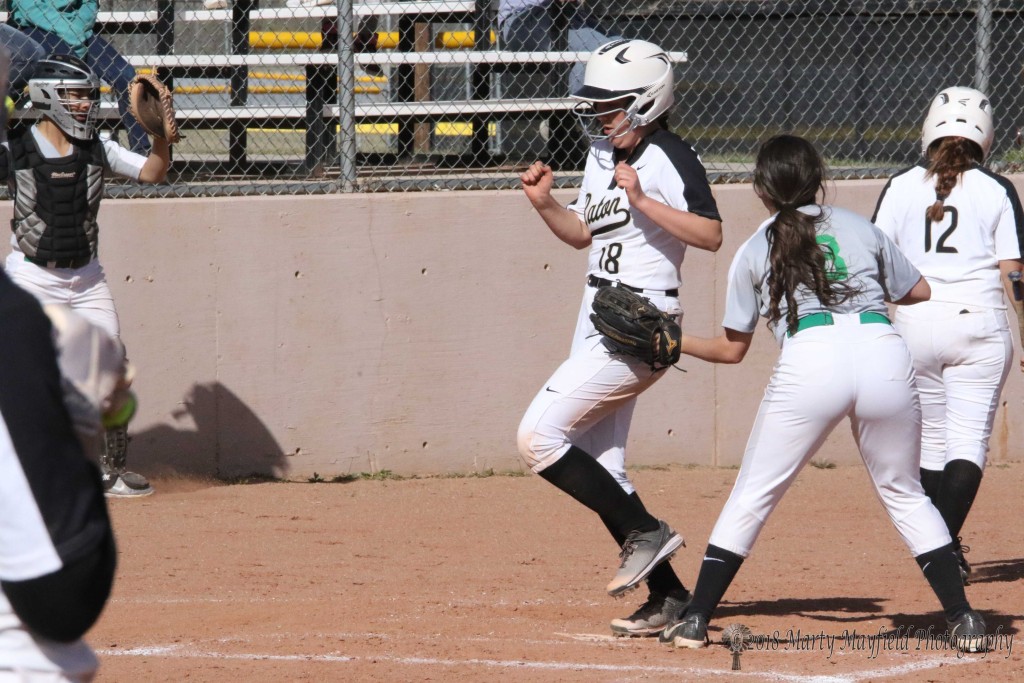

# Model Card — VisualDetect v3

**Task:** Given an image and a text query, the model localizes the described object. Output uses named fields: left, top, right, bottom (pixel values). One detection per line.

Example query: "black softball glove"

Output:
left=589, top=285, right=682, bottom=371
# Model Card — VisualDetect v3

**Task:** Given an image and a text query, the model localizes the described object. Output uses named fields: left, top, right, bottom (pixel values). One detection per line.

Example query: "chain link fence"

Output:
left=6, top=0, right=1024, bottom=195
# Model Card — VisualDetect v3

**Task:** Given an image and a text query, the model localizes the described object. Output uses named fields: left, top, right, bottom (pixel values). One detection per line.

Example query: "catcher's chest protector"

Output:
left=9, top=131, right=104, bottom=262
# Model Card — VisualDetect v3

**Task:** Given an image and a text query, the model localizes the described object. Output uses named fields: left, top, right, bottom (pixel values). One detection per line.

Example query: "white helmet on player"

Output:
left=572, top=39, right=674, bottom=141
left=28, top=55, right=101, bottom=141
left=920, top=86, right=994, bottom=158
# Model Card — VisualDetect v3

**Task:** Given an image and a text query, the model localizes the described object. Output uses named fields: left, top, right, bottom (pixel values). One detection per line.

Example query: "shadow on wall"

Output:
left=129, top=382, right=288, bottom=480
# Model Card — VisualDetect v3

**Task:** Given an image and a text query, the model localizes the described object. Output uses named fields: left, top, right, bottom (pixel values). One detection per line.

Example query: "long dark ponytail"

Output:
left=753, top=135, right=859, bottom=336
left=924, top=136, right=983, bottom=222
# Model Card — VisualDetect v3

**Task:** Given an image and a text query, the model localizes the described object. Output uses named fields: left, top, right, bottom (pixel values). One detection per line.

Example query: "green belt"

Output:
left=788, top=311, right=891, bottom=337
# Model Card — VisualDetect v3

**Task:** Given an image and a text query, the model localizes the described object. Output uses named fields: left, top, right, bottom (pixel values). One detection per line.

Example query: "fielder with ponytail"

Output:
left=872, top=87, right=1024, bottom=588
left=660, top=135, right=987, bottom=653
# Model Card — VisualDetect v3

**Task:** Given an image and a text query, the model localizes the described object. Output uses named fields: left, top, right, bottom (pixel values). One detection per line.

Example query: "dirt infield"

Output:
left=92, top=463, right=1024, bottom=682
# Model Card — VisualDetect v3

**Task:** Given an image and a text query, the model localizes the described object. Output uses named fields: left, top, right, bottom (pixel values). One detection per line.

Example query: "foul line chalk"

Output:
left=98, top=643, right=976, bottom=682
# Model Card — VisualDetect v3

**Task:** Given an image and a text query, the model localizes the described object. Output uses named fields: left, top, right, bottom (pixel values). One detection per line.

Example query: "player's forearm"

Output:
left=532, top=197, right=591, bottom=249
left=680, top=329, right=752, bottom=364
left=138, top=138, right=170, bottom=183
left=631, top=195, right=722, bottom=251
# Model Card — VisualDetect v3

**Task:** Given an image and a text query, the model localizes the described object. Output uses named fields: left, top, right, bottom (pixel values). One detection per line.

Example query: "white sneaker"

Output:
left=203, top=0, right=228, bottom=9
left=104, top=471, right=154, bottom=498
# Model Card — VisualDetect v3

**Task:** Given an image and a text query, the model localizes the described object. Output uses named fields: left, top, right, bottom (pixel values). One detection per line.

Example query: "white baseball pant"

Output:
left=894, top=301, right=1012, bottom=471
left=4, top=254, right=120, bottom=340
left=517, top=284, right=682, bottom=494
left=708, top=316, right=952, bottom=558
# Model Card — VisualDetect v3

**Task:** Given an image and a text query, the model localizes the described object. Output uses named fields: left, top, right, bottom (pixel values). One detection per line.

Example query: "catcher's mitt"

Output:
left=589, top=285, right=682, bottom=371
left=128, top=73, right=181, bottom=144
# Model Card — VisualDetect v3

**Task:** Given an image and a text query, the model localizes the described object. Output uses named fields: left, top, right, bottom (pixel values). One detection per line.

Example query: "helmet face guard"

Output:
left=920, top=86, right=994, bottom=159
left=571, top=97, right=642, bottom=142
left=28, top=55, right=102, bottom=141
left=571, top=39, right=674, bottom=142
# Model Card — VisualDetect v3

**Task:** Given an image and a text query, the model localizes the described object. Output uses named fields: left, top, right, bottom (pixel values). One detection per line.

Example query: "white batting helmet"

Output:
left=572, top=39, right=674, bottom=140
left=921, top=86, right=994, bottom=158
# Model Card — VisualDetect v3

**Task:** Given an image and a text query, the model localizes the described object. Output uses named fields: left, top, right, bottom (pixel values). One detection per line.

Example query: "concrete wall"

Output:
left=5, top=177, right=1023, bottom=479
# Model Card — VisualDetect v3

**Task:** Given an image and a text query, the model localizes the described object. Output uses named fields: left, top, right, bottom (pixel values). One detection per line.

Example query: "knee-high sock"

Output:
left=539, top=446, right=659, bottom=537
left=919, top=467, right=942, bottom=506
left=687, top=544, right=744, bottom=622
left=600, top=492, right=688, bottom=598
left=916, top=542, right=970, bottom=621
left=936, top=460, right=983, bottom=540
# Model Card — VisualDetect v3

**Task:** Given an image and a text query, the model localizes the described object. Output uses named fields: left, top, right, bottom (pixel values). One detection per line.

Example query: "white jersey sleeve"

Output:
left=102, top=136, right=146, bottom=180
left=993, top=186, right=1024, bottom=261
left=721, top=230, right=767, bottom=334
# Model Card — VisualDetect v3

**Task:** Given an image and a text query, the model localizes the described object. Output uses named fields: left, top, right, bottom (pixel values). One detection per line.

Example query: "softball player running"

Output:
left=872, top=87, right=1024, bottom=586
left=516, top=39, right=723, bottom=636
left=0, top=54, right=171, bottom=497
left=661, top=135, right=985, bottom=652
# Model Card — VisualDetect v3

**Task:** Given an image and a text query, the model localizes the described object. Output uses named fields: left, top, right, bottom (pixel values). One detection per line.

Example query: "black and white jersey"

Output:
left=0, top=268, right=111, bottom=676
left=567, top=129, right=721, bottom=292
left=872, top=162, right=1024, bottom=309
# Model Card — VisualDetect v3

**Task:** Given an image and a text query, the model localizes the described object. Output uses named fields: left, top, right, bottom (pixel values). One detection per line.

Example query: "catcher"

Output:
left=515, top=39, right=722, bottom=638
left=0, top=55, right=178, bottom=497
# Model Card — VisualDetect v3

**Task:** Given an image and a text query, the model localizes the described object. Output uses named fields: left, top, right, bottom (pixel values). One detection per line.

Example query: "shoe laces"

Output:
left=957, top=536, right=970, bottom=555
left=618, top=530, right=643, bottom=567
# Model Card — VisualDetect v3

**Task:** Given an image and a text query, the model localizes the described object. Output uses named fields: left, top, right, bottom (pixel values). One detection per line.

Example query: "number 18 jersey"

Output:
left=567, top=129, right=721, bottom=293
left=872, top=163, right=1024, bottom=309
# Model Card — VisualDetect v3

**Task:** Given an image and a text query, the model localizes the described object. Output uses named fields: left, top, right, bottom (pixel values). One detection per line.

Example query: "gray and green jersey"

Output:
left=723, top=204, right=922, bottom=345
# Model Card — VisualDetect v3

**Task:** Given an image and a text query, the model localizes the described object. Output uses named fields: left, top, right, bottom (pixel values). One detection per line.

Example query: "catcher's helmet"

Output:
left=572, top=39, right=674, bottom=141
left=28, top=54, right=101, bottom=141
left=921, top=86, right=994, bottom=159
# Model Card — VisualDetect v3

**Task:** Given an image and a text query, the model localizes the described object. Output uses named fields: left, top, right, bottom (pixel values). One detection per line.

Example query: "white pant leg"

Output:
left=516, top=334, right=659, bottom=481
left=577, top=397, right=637, bottom=493
left=896, top=304, right=1012, bottom=470
left=709, top=319, right=951, bottom=559
left=708, top=326, right=853, bottom=557
left=940, top=309, right=1011, bottom=468
left=848, top=331, right=952, bottom=556
left=898, top=322, right=947, bottom=472
left=5, top=256, right=119, bottom=339
left=517, top=285, right=678, bottom=491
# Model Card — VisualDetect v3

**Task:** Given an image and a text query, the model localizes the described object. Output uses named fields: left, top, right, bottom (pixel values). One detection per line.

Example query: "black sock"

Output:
left=600, top=492, right=687, bottom=598
left=915, top=542, right=970, bottom=622
left=919, top=467, right=942, bottom=505
left=687, top=544, right=744, bottom=622
left=539, top=446, right=658, bottom=537
left=936, top=460, right=983, bottom=539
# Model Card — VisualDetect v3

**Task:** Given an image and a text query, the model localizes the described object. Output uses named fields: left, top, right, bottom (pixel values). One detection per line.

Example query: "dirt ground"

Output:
left=91, top=463, right=1024, bottom=682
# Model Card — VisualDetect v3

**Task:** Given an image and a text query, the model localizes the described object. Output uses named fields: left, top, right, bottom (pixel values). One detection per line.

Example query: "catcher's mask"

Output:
left=571, top=39, right=674, bottom=141
left=921, top=86, right=993, bottom=159
left=28, top=55, right=101, bottom=141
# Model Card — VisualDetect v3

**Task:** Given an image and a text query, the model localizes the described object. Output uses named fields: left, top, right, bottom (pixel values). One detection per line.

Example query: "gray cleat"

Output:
left=606, top=520, right=684, bottom=597
left=611, top=591, right=691, bottom=637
